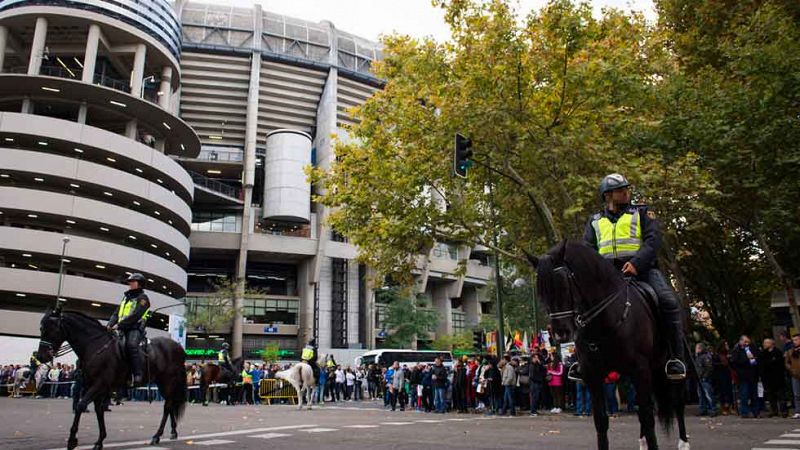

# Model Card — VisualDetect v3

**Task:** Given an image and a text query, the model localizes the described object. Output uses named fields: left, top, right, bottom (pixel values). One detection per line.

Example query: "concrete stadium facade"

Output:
left=0, top=0, right=493, bottom=363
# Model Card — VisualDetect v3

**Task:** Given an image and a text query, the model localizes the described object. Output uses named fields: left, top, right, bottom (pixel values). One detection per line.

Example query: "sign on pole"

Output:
left=168, top=314, right=186, bottom=348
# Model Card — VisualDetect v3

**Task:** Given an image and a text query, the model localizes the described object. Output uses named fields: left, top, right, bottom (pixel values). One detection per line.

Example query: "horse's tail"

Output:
left=170, top=345, right=188, bottom=422
left=652, top=370, right=682, bottom=433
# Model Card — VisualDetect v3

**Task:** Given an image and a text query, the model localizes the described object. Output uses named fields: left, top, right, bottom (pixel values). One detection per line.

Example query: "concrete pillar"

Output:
left=82, top=24, right=101, bottom=83
left=232, top=4, right=263, bottom=358
left=27, top=17, right=47, bottom=75
left=463, top=286, right=480, bottom=327
left=129, top=43, right=146, bottom=97
left=158, top=66, right=172, bottom=110
left=21, top=96, right=31, bottom=114
left=77, top=101, right=88, bottom=124
left=0, top=25, right=8, bottom=73
left=433, top=284, right=453, bottom=340
left=125, top=119, right=137, bottom=139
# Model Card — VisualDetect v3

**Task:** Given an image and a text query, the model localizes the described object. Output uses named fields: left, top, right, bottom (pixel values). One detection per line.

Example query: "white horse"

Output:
left=276, top=360, right=318, bottom=410
left=13, top=364, right=48, bottom=398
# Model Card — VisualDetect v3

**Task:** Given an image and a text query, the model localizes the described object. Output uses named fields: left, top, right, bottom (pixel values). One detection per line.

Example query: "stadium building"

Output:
left=0, top=0, right=492, bottom=363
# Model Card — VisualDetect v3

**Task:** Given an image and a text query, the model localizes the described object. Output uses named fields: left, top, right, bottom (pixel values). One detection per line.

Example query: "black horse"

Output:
left=37, top=306, right=187, bottom=449
left=533, top=240, right=688, bottom=450
left=200, top=357, right=243, bottom=406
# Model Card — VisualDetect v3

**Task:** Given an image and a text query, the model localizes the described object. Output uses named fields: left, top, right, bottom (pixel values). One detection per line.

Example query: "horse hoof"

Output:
left=67, top=438, right=78, bottom=450
left=149, top=437, right=160, bottom=445
left=170, top=432, right=178, bottom=440
left=639, top=437, right=648, bottom=450
left=92, top=444, right=103, bottom=450
left=678, top=439, right=690, bottom=450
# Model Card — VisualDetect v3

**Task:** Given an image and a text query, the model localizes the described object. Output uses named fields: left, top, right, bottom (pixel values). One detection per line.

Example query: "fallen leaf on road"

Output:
left=14, top=431, right=26, bottom=437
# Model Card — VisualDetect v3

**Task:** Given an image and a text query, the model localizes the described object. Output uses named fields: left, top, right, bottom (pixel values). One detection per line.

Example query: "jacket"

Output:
left=583, top=205, right=660, bottom=272
left=695, top=351, right=714, bottom=380
left=391, top=367, right=405, bottom=390
left=528, top=359, right=547, bottom=383
left=501, top=363, right=517, bottom=386
left=431, top=364, right=448, bottom=388
left=452, top=366, right=467, bottom=388
left=108, top=288, right=150, bottom=331
left=785, top=346, right=800, bottom=379
left=759, top=347, right=785, bottom=388
left=547, top=363, right=564, bottom=387
left=730, top=344, right=759, bottom=384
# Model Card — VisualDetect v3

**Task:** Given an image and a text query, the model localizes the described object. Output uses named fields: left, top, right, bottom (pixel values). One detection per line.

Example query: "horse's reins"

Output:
left=548, top=265, right=632, bottom=329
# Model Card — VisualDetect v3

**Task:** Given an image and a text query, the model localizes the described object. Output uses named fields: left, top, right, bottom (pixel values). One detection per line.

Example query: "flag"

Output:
left=522, top=331, right=529, bottom=354
left=513, top=331, right=523, bottom=349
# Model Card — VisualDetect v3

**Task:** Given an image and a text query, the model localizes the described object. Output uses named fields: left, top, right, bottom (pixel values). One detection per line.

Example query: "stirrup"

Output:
left=665, top=359, right=686, bottom=380
left=567, top=363, right=583, bottom=382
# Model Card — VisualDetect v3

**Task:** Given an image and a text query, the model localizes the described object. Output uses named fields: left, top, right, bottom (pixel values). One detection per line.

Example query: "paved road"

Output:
left=1, top=397, right=798, bottom=449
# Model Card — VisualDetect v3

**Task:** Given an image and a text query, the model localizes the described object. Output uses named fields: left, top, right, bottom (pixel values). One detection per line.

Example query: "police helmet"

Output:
left=221, top=342, right=230, bottom=350
left=126, top=273, right=146, bottom=287
left=598, top=173, right=630, bottom=201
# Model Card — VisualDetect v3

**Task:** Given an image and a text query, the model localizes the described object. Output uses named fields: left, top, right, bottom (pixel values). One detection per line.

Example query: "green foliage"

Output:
left=379, top=288, right=440, bottom=348
left=260, top=343, right=281, bottom=364
left=431, top=330, right=474, bottom=351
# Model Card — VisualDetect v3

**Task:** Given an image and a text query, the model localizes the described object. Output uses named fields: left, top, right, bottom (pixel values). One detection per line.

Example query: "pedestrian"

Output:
left=604, top=371, right=620, bottom=416
left=731, top=335, right=760, bottom=418
left=240, top=362, right=254, bottom=405
left=452, top=359, right=468, bottom=413
left=334, top=366, right=345, bottom=402
left=354, top=366, right=364, bottom=401
left=431, top=357, right=448, bottom=413
left=547, top=358, right=564, bottom=414
left=760, top=338, right=787, bottom=417
left=714, top=340, right=734, bottom=416
left=575, top=379, right=592, bottom=416
left=498, top=356, right=518, bottom=416
left=345, top=367, right=355, bottom=401
left=694, top=343, right=716, bottom=417
left=528, top=352, right=546, bottom=416
left=784, top=334, right=800, bottom=419
left=389, top=361, right=405, bottom=411
left=251, top=363, right=262, bottom=405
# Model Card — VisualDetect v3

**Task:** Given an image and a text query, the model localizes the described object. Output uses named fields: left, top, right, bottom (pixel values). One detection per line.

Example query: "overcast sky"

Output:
left=224, top=0, right=656, bottom=42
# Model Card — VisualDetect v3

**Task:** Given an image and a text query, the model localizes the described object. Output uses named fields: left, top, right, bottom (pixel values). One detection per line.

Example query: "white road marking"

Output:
left=249, top=433, right=292, bottom=439
left=192, top=439, right=236, bottom=446
left=415, top=419, right=444, bottom=423
left=127, top=447, right=170, bottom=450
left=781, top=434, right=800, bottom=438
left=343, top=425, right=379, bottom=428
left=302, top=427, right=338, bottom=433
left=766, top=441, right=800, bottom=445
left=380, top=422, right=413, bottom=425
left=446, top=418, right=469, bottom=421
left=752, top=448, right=800, bottom=450
left=45, top=424, right=316, bottom=450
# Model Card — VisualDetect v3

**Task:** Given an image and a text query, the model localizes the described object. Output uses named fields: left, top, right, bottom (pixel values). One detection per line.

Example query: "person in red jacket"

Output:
left=604, top=371, right=620, bottom=415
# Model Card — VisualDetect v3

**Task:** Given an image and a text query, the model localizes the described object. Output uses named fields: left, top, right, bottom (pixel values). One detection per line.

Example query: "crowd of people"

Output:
left=7, top=331, right=800, bottom=421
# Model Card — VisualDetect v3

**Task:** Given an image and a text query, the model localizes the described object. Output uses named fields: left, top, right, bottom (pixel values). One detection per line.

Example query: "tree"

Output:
left=379, top=288, right=439, bottom=348
left=431, top=331, right=474, bottom=352
left=309, top=0, right=714, bottom=287
left=184, top=279, right=244, bottom=361
left=260, top=343, right=281, bottom=364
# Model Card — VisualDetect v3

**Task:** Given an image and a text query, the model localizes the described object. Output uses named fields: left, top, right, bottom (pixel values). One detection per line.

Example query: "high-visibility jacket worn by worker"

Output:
left=590, top=209, right=642, bottom=259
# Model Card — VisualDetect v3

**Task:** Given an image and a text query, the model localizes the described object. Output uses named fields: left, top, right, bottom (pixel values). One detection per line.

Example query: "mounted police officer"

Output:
left=107, top=273, right=151, bottom=385
left=580, top=173, right=687, bottom=380
left=217, top=342, right=234, bottom=375
left=302, top=338, right=320, bottom=383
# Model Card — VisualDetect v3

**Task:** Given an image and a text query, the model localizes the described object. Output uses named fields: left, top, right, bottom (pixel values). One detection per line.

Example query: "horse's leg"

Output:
left=92, top=396, right=107, bottom=450
left=150, top=399, right=170, bottom=445
left=635, top=372, right=658, bottom=450
left=588, top=378, right=610, bottom=450
left=674, top=382, right=689, bottom=449
left=169, top=408, right=178, bottom=440
left=68, top=385, right=100, bottom=450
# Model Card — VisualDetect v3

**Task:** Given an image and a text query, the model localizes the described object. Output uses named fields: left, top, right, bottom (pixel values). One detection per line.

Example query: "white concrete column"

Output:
left=433, top=284, right=453, bottom=340
left=81, top=24, right=101, bottom=83
left=77, top=101, right=88, bottom=124
left=463, top=286, right=481, bottom=327
left=27, top=17, right=48, bottom=75
left=129, top=43, right=146, bottom=97
left=158, top=66, right=172, bottom=110
left=0, top=25, right=8, bottom=73
left=21, top=95, right=31, bottom=114
left=125, top=119, right=137, bottom=140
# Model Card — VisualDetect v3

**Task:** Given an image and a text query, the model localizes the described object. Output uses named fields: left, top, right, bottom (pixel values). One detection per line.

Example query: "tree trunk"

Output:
left=756, top=231, right=800, bottom=331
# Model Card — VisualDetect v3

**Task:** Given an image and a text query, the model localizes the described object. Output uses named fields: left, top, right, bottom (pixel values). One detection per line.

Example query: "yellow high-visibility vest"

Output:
left=591, top=211, right=642, bottom=259
left=241, top=369, right=253, bottom=384
left=302, top=347, right=314, bottom=361
left=218, top=351, right=226, bottom=362
left=118, top=297, right=150, bottom=323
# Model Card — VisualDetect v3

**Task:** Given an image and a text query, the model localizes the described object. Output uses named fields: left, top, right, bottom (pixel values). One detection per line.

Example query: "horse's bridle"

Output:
left=547, top=265, right=631, bottom=329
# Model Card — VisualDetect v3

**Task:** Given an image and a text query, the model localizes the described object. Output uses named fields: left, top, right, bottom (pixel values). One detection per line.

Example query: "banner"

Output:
left=168, top=314, right=187, bottom=348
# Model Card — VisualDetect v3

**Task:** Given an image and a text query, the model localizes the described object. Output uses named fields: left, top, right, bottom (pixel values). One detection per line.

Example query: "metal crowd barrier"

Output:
left=259, top=378, right=297, bottom=405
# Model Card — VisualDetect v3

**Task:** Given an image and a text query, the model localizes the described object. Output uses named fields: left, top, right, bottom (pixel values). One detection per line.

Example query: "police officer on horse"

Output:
left=218, top=342, right=234, bottom=375
left=107, top=273, right=151, bottom=385
left=302, top=338, right=320, bottom=383
left=577, top=173, right=687, bottom=380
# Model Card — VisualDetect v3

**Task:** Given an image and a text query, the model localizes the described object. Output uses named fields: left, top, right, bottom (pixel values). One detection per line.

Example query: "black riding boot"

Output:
left=646, top=269, right=687, bottom=380
left=126, top=330, right=144, bottom=385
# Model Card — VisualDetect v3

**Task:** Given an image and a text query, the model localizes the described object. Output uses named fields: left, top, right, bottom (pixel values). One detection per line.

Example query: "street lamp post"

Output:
left=513, top=275, right=539, bottom=345
left=55, top=236, right=70, bottom=304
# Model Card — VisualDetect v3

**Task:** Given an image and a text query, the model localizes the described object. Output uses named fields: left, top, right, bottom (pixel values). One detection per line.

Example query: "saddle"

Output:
left=116, top=332, right=150, bottom=361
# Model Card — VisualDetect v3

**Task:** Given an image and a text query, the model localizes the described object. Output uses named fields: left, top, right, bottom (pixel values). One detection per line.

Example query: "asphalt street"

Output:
left=1, top=397, right=799, bottom=450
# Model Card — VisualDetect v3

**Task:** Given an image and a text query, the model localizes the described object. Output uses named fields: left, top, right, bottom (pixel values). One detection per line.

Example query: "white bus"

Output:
left=355, top=349, right=454, bottom=369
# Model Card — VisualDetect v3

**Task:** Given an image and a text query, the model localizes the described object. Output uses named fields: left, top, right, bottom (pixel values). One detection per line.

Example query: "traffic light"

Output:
left=454, top=133, right=473, bottom=178
left=473, top=330, right=484, bottom=351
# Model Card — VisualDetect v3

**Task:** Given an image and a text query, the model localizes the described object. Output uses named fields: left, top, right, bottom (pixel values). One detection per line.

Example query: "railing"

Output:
left=94, top=73, right=132, bottom=94
left=188, top=171, right=241, bottom=200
